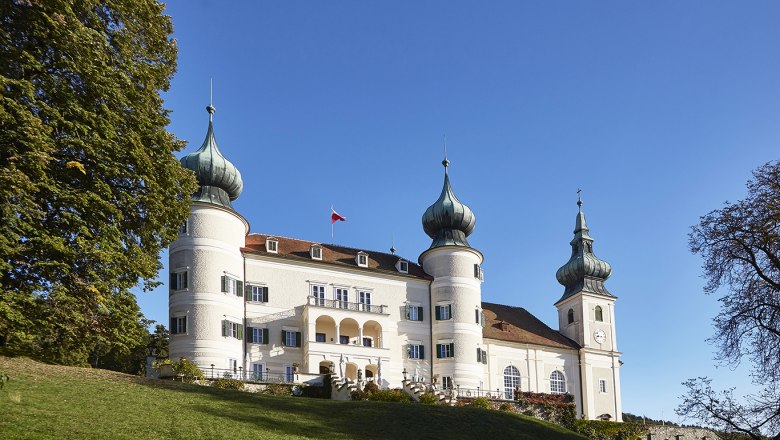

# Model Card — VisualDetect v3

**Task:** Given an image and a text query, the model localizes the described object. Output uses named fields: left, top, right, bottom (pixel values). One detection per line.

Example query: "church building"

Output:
left=168, top=103, right=623, bottom=421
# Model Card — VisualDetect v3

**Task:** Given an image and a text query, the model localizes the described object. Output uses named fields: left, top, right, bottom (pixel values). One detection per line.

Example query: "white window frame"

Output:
left=397, top=259, right=409, bottom=273
left=178, top=220, right=188, bottom=235
left=252, top=362, right=266, bottom=381
left=334, top=287, right=349, bottom=309
left=310, top=245, right=322, bottom=260
left=550, top=370, right=567, bottom=394
left=408, top=341, right=423, bottom=359
left=437, top=303, right=452, bottom=320
left=170, top=315, right=187, bottom=335
left=251, top=327, right=266, bottom=344
left=441, top=376, right=454, bottom=390
left=227, top=321, right=241, bottom=338
left=249, top=284, right=268, bottom=302
left=407, top=303, right=420, bottom=321
left=599, top=379, right=607, bottom=394
left=356, top=252, right=368, bottom=267
left=170, top=270, right=188, bottom=292
left=284, top=330, right=297, bottom=347
left=311, top=284, right=326, bottom=306
left=358, top=290, right=372, bottom=311
left=437, top=340, right=454, bottom=359
left=284, top=364, right=295, bottom=382
left=226, top=358, right=238, bottom=378
left=266, top=237, right=278, bottom=253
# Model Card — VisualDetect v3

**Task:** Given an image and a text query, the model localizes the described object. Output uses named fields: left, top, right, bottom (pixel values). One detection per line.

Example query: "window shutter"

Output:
left=474, top=264, right=480, bottom=278
left=170, top=273, right=177, bottom=290
left=417, top=306, right=424, bottom=321
left=477, top=347, right=482, bottom=362
left=245, top=284, right=251, bottom=300
left=221, top=320, right=228, bottom=337
left=482, top=350, right=488, bottom=365
left=419, top=345, right=425, bottom=359
left=262, top=286, right=269, bottom=302
left=170, top=317, right=176, bottom=334
left=181, top=272, right=188, bottom=289
left=182, top=316, right=187, bottom=334
left=236, top=281, right=244, bottom=297
left=436, top=344, right=442, bottom=359
left=220, top=276, right=227, bottom=293
left=405, top=304, right=410, bottom=320
left=447, top=304, right=453, bottom=319
left=262, top=328, right=269, bottom=344
left=475, top=309, right=479, bottom=324
left=449, top=343, right=455, bottom=357
left=406, top=344, right=411, bottom=359
left=281, top=330, right=287, bottom=345
left=237, top=324, right=244, bottom=340
left=435, top=306, right=441, bottom=320
left=480, top=311, right=485, bottom=327
left=247, top=327, right=254, bottom=343
left=295, top=332, right=302, bottom=347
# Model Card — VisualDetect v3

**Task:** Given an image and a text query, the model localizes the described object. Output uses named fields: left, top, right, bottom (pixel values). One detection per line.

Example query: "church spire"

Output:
left=555, top=192, right=613, bottom=302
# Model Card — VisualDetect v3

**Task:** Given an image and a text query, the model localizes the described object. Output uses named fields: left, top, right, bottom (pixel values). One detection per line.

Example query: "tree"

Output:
left=0, top=1, right=197, bottom=365
left=679, top=161, right=780, bottom=439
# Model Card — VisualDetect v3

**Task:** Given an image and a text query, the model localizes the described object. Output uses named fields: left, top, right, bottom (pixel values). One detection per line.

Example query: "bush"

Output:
left=323, top=374, right=333, bottom=399
left=499, top=402, right=515, bottom=412
left=363, top=381, right=380, bottom=395
left=298, top=385, right=326, bottom=398
left=367, top=389, right=412, bottom=403
left=263, top=383, right=293, bottom=396
left=212, top=378, right=244, bottom=391
left=351, top=389, right=368, bottom=400
left=419, top=392, right=440, bottom=405
left=574, top=420, right=646, bottom=440
left=470, top=397, right=492, bottom=409
left=171, top=359, right=204, bottom=383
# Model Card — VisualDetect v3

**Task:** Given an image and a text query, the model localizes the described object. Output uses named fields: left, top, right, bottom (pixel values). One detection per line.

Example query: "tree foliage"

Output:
left=0, top=0, right=197, bottom=365
left=679, top=161, right=780, bottom=439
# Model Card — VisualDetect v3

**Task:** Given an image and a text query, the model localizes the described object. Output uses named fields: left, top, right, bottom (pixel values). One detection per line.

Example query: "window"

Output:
left=311, top=284, right=325, bottom=306
left=550, top=370, right=566, bottom=394
left=169, top=271, right=188, bottom=291
left=397, top=260, right=409, bottom=273
left=170, top=316, right=187, bottom=334
left=408, top=343, right=424, bottom=360
left=441, top=376, right=453, bottom=390
left=285, top=365, right=295, bottom=382
left=252, top=363, right=265, bottom=381
left=476, top=348, right=487, bottom=364
left=567, top=308, right=574, bottom=324
left=595, top=306, right=603, bottom=322
left=475, top=309, right=485, bottom=326
left=339, top=335, right=350, bottom=345
left=247, top=327, right=268, bottom=344
left=227, top=358, right=238, bottom=376
left=315, top=332, right=326, bottom=343
left=599, top=379, right=607, bottom=394
left=356, top=252, right=368, bottom=267
left=179, top=221, right=188, bottom=235
left=436, top=342, right=454, bottom=358
left=335, top=288, right=349, bottom=308
left=406, top=304, right=423, bottom=321
left=435, top=304, right=452, bottom=320
left=362, top=337, right=372, bottom=347
left=282, top=330, right=301, bottom=347
left=504, top=365, right=521, bottom=399
left=310, top=245, right=322, bottom=260
left=221, top=320, right=243, bottom=340
left=266, top=238, right=278, bottom=253
left=221, top=275, right=243, bottom=297
left=358, top=290, right=371, bottom=311
left=474, top=263, right=484, bottom=281
left=248, top=285, right=269, bottom=302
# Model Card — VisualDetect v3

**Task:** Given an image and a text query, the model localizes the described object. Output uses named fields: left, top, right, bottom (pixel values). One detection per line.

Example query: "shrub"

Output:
left=499, top=402, right=515, bottom=412
left=263, top=383, right=293, bottom=396
left=351, top=389, right=368, bottom=401
left=363, top=381, right=380, bottom=395
left=323, top=374, right=333, bottom=399
left=574, top=420, right=646, bottom=440
left=419, top=392, right=440, bottom=405
left=212, top=378, right=244, bottom=391
left=470, top=397, right=492, bottom=409
left=298, top=385, right=326, bottom=398
left=171, top=359, right=204, bottom=383
left=367, top=389, right=412, bottom=403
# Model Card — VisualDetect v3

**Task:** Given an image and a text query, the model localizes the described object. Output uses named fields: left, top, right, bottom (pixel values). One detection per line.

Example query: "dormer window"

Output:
left=266, top=237, right=278, bottom=254
left=310, top=244, right=322, bottom=260
left=396, top=259, right=409, bottom=273
left=356, top=252, right=368, bottom=267
left=499, top=321, right=509, bottom=332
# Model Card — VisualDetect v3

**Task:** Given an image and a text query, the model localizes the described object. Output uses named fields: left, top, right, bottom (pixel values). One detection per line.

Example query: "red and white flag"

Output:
left=331, top=208, right=346, bottom=224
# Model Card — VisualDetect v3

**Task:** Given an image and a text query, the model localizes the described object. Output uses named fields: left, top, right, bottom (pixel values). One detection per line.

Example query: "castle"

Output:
left=168, top=103, right=623, bottom=421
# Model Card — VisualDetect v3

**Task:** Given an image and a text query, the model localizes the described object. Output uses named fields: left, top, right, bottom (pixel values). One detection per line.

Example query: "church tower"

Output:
left=555, top=195, right=622, bottom=421
left=168, top=102, right=249, bottom=372
left=419, top=155, right=484, bottom=390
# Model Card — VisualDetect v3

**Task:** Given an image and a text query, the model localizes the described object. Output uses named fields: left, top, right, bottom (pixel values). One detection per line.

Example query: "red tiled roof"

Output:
left=481, top=301, right=580, bottom=350
left=243, top=233, right=431, bottom=280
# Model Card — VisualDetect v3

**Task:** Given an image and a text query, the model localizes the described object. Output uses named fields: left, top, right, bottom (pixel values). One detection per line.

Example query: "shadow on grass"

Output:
left=141, top=380, right=585, bottom=440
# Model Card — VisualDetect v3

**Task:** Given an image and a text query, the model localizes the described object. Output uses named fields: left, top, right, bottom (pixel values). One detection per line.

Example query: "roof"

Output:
left=243, top=234, right=431, bottom=280
left=481, top=301, right=580, bottom=350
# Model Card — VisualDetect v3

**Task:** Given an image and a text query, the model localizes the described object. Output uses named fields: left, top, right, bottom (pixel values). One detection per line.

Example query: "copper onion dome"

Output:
left=422, top=157, right=476, bottom=249
left=555, top=195, right=613, bottom=301
left=180, top=104, right=243, bottom=208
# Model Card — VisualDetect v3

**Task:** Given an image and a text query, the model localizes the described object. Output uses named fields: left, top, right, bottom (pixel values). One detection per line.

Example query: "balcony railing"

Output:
left=203, top=366, right=295, bottom=383
left=307, top=296, right=386, bottom=314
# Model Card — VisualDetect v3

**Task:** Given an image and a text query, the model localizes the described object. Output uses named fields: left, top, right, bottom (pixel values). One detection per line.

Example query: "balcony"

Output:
left=307, top=295, right=386, bottom=314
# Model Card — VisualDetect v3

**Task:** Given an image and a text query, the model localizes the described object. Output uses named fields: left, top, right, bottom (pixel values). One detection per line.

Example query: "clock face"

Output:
left=593, top=329, right=606, bottom=344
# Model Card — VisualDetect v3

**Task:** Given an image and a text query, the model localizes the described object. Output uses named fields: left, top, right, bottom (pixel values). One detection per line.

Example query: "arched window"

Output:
left=595, top=306, right=603, bottom=322
left=550, top=370, right=566, bottom=394
left=503, top=365, right=521, bottom=399
left=567, top=309, right=574, bottom=324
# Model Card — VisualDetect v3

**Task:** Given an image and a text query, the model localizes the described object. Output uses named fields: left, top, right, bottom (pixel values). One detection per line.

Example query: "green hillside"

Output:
left=0, top=356, right=586, bottom=440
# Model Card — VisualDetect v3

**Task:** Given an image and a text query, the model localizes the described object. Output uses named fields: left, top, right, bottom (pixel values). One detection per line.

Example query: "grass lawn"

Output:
left=0, top=356, right=586, bottom=440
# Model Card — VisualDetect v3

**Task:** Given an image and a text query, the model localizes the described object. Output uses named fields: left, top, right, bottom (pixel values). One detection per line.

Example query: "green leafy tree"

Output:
left=0, top=0, right=196, bottom=365
left=678, top=161, right=780, bottom=439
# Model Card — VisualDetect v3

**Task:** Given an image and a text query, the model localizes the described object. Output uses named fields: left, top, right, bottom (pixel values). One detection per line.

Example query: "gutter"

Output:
left=578, top=349, right=585, bottom=419
left=429, top=281, right=434, bottom=385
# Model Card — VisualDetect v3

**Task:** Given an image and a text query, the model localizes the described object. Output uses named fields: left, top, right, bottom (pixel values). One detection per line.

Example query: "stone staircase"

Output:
left=401, top=379, right=456, bottom=406
left=329, top=374, right=359, bottom=400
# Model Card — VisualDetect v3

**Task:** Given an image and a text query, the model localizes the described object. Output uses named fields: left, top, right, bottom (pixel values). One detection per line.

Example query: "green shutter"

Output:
left=281, top=330, right=287, bottom=346
left=170, top=273, right=177, bottom=290
left=475, top=309, right=479, bottom=323
left=236, top=281, right=244, bottom=297
left=417, top=306, right=424, bottom=321
left=477, top=347, right=481, bottom=362
left=482, top=350, right=487, bottom=365
left=262, top=286, right=269, bottom=302
left=237, top=324, right=244, bottom=340
left=262, top=328, right=269, bottom=345
left=420, top=345, right=424, bottom=359
left=221, top=320, right=228, bottom=337
left=295, top=332, right=302, bottom=347
left=220, top=276, right=227, bottom=293
left=247, top=327, right=254, bottom=343
left=170, top=317, right=176, bottom=334
left=181, top=272, right=188, bottom=289
left=435, top=306, right=441, bottom=320
left=405, top=304, right=410, bottom=320
left=449, top=343, right=455, bottom=357
left=436, top=344, right=442, bottom=359
left=407, top=344, right=411, bottom=358
left=447, top=304, right=453, bottom=319
left=182, top=316, right=187, bottom=334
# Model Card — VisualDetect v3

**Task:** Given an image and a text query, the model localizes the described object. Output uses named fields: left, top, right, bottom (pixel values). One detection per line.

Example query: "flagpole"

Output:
left=331, top=205, right=334, bottom=241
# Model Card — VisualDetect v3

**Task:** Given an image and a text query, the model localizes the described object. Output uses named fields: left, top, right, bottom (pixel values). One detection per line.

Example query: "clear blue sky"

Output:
left=137, top=0, right=780, bottom=421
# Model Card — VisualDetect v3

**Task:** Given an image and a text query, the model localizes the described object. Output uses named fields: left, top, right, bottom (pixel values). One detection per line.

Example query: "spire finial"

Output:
left=577, top=188, right=583, bottom=211
left=390, top=235, right=396, bottom=255
left=206, top=78, right=215, bottom=120
left=442, top=135, right=450, bottom=172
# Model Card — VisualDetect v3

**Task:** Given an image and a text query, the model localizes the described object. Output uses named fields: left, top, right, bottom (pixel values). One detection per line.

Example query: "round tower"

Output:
left=419, top=155, right=484, bottom=390
left=168, top=102, right=249, bottom=373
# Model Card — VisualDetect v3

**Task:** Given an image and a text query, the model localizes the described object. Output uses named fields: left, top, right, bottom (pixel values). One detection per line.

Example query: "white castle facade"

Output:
left=168, top=105, right=623, bottom=421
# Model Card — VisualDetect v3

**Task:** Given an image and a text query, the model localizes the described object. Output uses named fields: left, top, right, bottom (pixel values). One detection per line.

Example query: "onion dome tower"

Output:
left=180, top=103, right=243, bottom=209
left=553, top=193, right=622, bottom=422
left=169, top=100, right=249, bottom=371
left=418, top=150, right=485, bottom=390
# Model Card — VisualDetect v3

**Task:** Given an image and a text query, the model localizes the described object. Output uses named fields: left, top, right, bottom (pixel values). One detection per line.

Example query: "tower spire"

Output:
left=206, top=78, right=215, bottom=121
left=442, top=135, right=449, bottom=172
